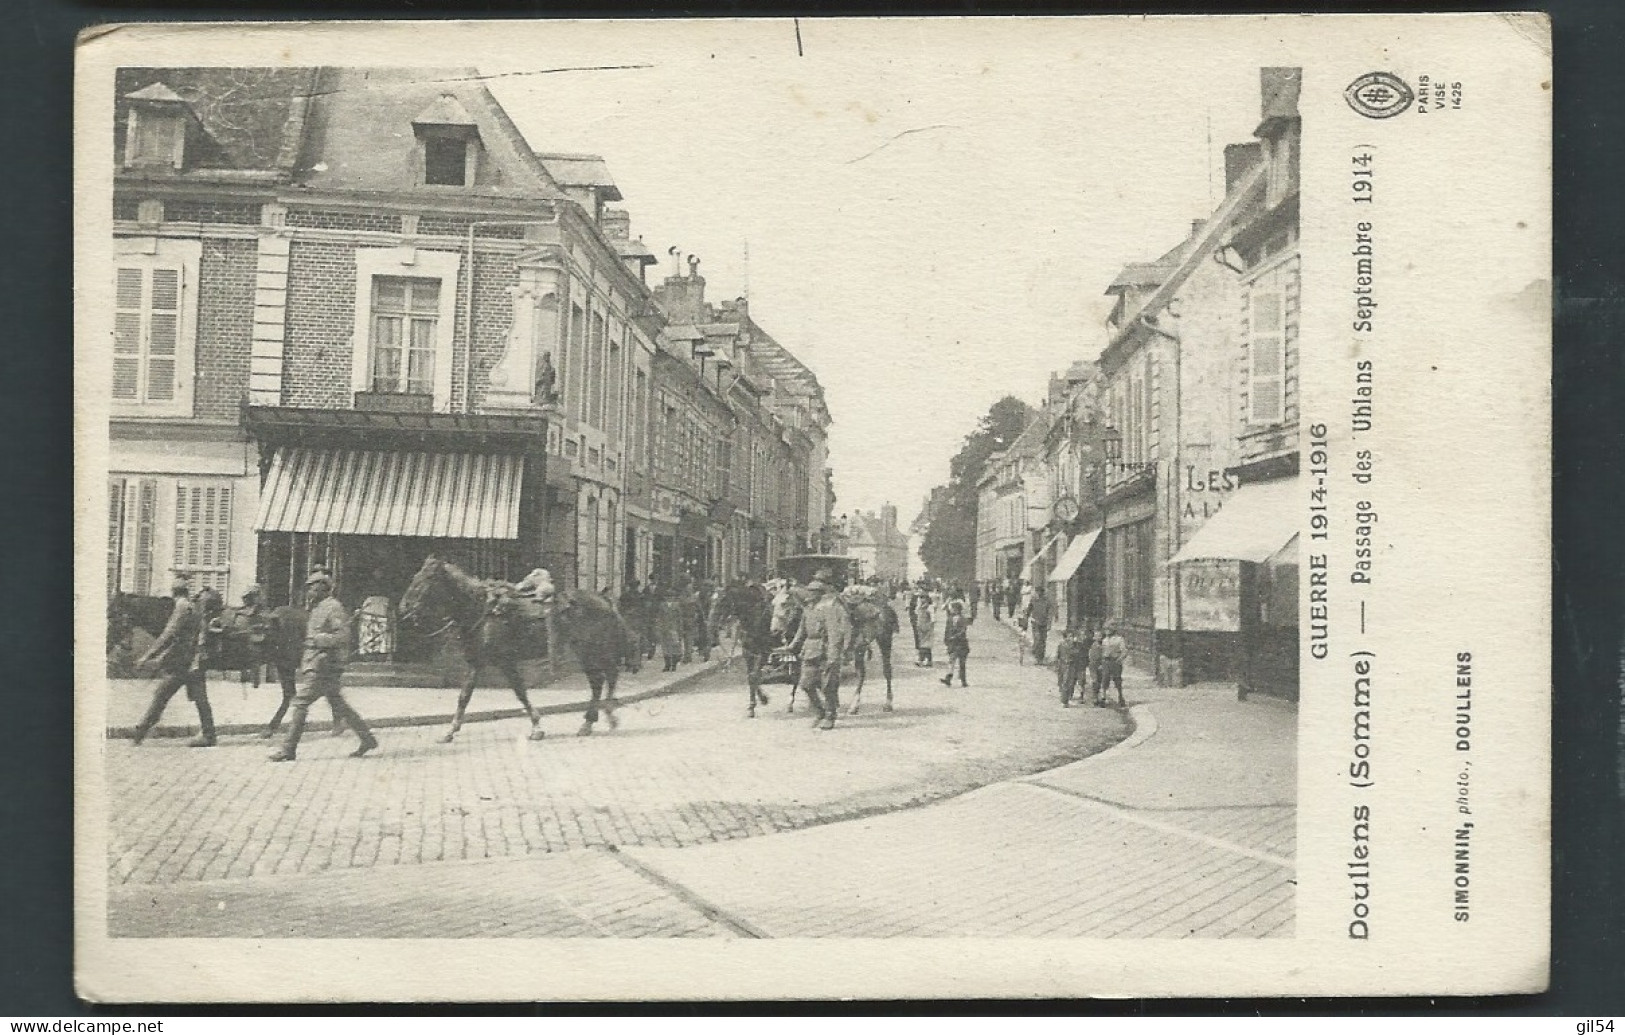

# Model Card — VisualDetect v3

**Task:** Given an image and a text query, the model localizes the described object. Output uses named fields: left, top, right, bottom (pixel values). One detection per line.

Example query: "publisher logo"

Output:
left=1345, top=72, right=1415, bottom=119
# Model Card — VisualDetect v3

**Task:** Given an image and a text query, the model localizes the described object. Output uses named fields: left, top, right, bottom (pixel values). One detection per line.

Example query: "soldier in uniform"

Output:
left=789, top=571, right=851, bottom=731
left=131, top=576, right=216, bottom=747
left=268, top=569, right=378, bottom=762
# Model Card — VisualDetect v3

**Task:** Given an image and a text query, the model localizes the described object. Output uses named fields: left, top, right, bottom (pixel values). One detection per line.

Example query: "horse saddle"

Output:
left=489, top=589, right=547, bottom=624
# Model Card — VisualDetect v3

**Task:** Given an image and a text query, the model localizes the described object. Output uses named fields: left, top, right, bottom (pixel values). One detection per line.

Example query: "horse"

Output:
left=106, top=592, right=175, bottom=674
left=769, top=586, right=812, bottom=711
left=839, top=586, right=898, bottom=714
left=195, top=591, right=311, bottom=737
left=534, top=581, right=635, bottom=735
left=397, top=556, right=551, bottom=743
left=707, top=581, right=775, bottom=718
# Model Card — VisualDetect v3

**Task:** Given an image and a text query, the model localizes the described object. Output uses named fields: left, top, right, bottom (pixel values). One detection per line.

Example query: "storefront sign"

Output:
left=1180, top=560, right=1241, bottom=631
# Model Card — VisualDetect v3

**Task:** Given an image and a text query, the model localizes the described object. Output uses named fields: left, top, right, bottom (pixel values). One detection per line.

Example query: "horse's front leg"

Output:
left=848, top=644, right=868, bottom=714
left=440, top=662, right=479, bottom=744
left=881, top=643, right=894, bottom=711
left=745, top=653, right=768, bottom=715
left=578, top=671, right=603, bottom=736
left=505, top=661, right=546, bottom=741
left=603, top=669, right=620, bottom=729
left=263, top=667, right=294, bottom=738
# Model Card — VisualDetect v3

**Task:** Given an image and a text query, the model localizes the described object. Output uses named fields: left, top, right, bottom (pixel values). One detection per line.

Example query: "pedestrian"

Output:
left=990, top=579, right=1002, bottom=621
left=940, top=599, right=971, bottom=687
left=235, top=583, right=271, bottom=687
left=968, top=581, right=981, bottom=621
left=131, top=577, right=216, bottom=747
left=1026, top=585, right=1053, bottom=664
left=1005, top=578, right=1021, bottom=621
left=1098, top=621, right=1128, bottom=708
left=268, top=569, right=378, bottom=762
left=655, top=586, right=684, bottom=671
left=913, top=591, right=936, bottom=667
left=1088, top=627, right=1106, bottom=704
left=619, top=580, right=646, bottom=666
left=788, top=571, right=851, bottom=730
left=1056, top=627, right=1088, bottom=707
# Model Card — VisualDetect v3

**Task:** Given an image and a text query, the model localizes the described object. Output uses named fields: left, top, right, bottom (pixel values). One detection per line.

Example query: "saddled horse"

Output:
left=707, top=581, right=775, bottom=718
left=533, top=583, right=635, bottom=735
left=839, top=586, right=898, bottom=714
left=769, top=586, right=811, bottom=712
left=398, top=557, right=553, bottom=743
left=768, top=584, right=899, bottom=715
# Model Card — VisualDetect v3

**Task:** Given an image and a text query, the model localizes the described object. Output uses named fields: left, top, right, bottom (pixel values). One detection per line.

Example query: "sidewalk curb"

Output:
left=1032, top=702, right=1157, bottom=777
left=106, top=654, right=733, bottom=740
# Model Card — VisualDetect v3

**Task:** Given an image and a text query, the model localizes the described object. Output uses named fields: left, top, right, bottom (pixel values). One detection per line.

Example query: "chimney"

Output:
left=1259, top=67, right=1302, bottom=126
left=1224, top=141, right=1264, bottom=192
left=600, top=207, right=631, bottom=243
left=881, top=502, right=897, bottom=531
left=652, top=257, right=706, bottom=323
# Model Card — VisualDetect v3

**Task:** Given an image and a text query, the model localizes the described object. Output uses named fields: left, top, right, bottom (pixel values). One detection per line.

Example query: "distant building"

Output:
left=844, top=503, right=909, bottom=583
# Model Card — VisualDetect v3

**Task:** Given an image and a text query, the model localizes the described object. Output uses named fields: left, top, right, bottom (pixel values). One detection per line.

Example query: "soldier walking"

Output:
left=789, top=571, right=851, bottom=731
left=268, top=569, right=378, bottom=762
left=131, top=576, right=216, bottom=747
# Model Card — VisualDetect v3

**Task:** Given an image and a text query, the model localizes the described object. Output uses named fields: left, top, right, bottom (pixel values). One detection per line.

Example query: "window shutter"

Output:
left=146, top=268, right=180, bottom=402
left=1249, top=289, right=1286, bottom=424
left=113, top=268, right=144, bottom=400
left=107, top=478, right=128, bottom=597
left=134, top=479, right=157, bottom=596
left=174, top=481, right=232, bottom=595
left=112, top=264, right=185, bottom=405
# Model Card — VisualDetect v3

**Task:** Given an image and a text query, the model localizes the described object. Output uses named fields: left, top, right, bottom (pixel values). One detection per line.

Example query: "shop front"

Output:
left=1048, top=525, right=1105, bottom=634
left=1165, top=475, right=1300, bottom=699
left=246, top=407, right=549, bottom=663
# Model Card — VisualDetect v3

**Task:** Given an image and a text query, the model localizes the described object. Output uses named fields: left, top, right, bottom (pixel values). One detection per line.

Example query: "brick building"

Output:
left=108, top=65, right=833, bottom=650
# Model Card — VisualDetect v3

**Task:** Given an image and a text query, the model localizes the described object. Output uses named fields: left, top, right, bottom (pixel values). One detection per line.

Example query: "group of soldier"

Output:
left=128, top=569, right=378, bottom=763
left=617, top=577, right=718, bottom=673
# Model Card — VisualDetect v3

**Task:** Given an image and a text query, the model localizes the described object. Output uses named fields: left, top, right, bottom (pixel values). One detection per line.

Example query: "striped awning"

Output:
left=254, top=447, right=524, bottom=539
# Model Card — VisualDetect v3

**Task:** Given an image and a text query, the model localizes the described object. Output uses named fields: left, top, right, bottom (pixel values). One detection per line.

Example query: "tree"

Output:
left=918, top=395, right=1033, bottom=583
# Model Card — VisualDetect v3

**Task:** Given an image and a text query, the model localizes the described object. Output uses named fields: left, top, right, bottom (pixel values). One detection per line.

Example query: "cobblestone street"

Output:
left=105, top=619, right=1294, bottom=939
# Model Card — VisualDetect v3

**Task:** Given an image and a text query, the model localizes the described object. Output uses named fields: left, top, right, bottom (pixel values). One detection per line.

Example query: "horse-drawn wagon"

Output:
left=752, top=554, right=860, bottom=684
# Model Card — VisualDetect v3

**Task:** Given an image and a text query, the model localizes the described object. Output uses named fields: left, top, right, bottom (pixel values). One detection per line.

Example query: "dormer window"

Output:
left=412, top=94, right=481, bottom=188
left=423, top=135, right=470, bottom=185
left=123, top=83, right=190, bottom=170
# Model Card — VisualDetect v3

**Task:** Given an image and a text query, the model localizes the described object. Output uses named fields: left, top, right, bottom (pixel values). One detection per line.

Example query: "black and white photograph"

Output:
left=75, top=17, right=1549, bottom=1001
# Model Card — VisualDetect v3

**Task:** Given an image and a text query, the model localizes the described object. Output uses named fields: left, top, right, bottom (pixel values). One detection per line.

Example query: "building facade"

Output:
left=844, top=504, right=910, bottom=583
left=108, top=67, right=830, bottom=659
left=980, top=66, right=1301, bottom=699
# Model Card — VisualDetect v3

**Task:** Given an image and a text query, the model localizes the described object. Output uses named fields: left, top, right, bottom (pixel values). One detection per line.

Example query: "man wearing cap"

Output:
left=788, top=570, right=850, bottom=731
left=132, top=576, right=215, bottom=747
left=269, top=569, right=378, bottom=762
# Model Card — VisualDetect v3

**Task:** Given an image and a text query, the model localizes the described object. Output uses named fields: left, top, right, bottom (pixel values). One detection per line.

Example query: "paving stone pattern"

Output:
left=108, top=624, right=1127, bottom=888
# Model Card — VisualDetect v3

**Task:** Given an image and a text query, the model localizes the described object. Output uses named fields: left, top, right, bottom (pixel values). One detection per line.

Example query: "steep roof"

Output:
left=535, top=153, right=624, bottom=201
left=293, top=67, right=565, bottom=199
left=114, top=67, right=317, bottom=173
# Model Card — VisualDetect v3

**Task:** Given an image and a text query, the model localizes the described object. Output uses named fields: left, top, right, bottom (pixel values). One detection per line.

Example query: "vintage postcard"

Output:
left=74, top=15, right=1550, bottom=1001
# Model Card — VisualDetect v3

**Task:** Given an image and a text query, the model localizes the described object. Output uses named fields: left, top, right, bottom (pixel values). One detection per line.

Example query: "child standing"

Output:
left=940, top=600, right=970, bottom=687
left=1098, top=622, right=1127, bottom=707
